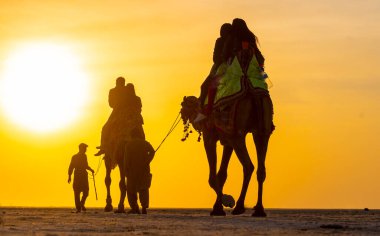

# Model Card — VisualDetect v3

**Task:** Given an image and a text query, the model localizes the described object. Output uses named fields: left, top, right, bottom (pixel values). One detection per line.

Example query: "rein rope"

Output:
left=92, top=154, right=103, bottom=177
left=154, top=111, right=182, bottom=153
left=91, top=111, right=182, bottom=176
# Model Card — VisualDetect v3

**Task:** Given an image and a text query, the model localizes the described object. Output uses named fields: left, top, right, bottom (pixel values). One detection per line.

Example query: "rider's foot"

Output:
left=95, top=149, right=105, bottom=156
left=96, top=146, right=102, bottom=149
left=194, top=112, right=207, bottom=123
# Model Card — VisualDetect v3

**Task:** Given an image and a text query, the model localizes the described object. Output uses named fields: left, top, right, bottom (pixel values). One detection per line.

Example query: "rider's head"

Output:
left=232, top=18, right=249, bottom=32
left=116, top=77, right=125, bottom=87
left=232, top=18, right=258, bottom=45
left=220, top=23, right=232, bottom=38
left=126, top=83, right=136, bottom=96
left=78, top=143, right=88, bottom=153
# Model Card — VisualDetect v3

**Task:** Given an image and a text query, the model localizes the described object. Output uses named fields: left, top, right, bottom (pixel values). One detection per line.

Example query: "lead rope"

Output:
left=92, top=154, right=103, bottom=176
left=154, top=111, right=182, bottom=153
left=91, top=111, right=182, bottom=177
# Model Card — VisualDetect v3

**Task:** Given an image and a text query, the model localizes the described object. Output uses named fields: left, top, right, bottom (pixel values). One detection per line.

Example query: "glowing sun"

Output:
left=0, top=43, right=90, bottom=133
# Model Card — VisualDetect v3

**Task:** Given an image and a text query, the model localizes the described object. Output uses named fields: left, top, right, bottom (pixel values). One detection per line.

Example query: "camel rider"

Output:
left=124, top=83, right=145, bottom=139
left=195, top=18, right=268, bottom=124
left=95, top=76, right=128, bottom=156
left=199, top=23, right=232, bottom=108
left=195, top=23, right=232, bottom=123
left=223, top=18, right=267, bottom=91
left=222, top=18, right=265, bottom=74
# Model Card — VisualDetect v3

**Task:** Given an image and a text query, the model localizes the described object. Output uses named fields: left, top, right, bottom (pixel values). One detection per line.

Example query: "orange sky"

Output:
left=0, top=1, right=380, bottom=209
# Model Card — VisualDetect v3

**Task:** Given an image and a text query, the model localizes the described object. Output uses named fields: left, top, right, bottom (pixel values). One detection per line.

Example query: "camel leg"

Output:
left=203, top=133, right=225, bottom=216
left=252, top=133, right=270, bottom=217
left=252, top=93, right=273, bottom=217
left=217, top=145, right=233, bottom=189
left=114, top=164, right=127, bottom=213
left=231, top=137, right=254, bottom=215
left=217, top=146, right=236, bottom=208
left=104, top=156, right=113, bottom=212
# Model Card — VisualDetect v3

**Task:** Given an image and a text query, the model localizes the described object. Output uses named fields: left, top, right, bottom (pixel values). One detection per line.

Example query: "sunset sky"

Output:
left=0, top=0, right=379, bottom=209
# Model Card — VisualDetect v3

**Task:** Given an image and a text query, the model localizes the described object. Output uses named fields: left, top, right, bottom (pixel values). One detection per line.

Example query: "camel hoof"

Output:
left=210, top=208, right=226, bottom=216
left=114, top=208, right=126, bottom=214
left=232, top=205, right=245, bottom=215
left=114, top=205, right=125, bottom=214
left=222, top=194, right=235, bottom=208
left=104, top=204, right=113, bottom=212
left=210, top=203, right=226, bottom=216
left=252, top=206, right=267, bottom=217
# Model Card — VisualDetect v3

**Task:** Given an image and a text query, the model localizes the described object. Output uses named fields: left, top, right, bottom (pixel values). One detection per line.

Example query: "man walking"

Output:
left=125, top=130, right=155, bottom=214
left=68, top=143, right=94, bottom=213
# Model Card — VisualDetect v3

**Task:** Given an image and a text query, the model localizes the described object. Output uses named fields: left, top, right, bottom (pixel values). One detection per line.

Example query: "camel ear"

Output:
left=183, top=96, right=187, bottom=100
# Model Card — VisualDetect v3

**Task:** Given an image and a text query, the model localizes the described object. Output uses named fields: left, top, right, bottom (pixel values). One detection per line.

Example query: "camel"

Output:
left=102, top=125, right=145, bottom=213
left=102, top=142, right=128, bottom=213
left=180, top=88, right=274, bottom=217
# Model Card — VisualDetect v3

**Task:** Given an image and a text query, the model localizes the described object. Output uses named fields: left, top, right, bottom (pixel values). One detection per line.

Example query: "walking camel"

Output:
left=102, top=141, right=128, bottom=213
left=180, top=87, right=274, bottom=217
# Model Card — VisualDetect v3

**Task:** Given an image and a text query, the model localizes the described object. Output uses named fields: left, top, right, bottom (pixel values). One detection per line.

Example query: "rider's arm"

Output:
left=136, top=97, right=142, bottom=113
left=213, top=38, right=224, bottom=64
left=255, top=46, right=265, bottom=69
left=108, top=89, right=115, bottom=109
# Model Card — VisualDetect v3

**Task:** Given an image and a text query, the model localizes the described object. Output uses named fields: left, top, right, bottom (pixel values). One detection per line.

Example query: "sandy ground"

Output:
left=0, top=208, right=379, bottom=235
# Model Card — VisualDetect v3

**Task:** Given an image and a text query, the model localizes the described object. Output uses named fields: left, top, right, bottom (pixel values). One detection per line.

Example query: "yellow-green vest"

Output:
left=209, top=55, right=268, bottom=106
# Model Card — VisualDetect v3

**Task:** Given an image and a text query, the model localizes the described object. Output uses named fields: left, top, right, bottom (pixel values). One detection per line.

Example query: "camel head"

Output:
left=180, top=96, right=203, bottom=141
left=180, top=96, right=200, bottom=125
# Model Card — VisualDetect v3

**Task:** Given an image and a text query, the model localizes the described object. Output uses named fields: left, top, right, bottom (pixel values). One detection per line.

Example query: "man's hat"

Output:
left=79, top=143, right=88, bottom=148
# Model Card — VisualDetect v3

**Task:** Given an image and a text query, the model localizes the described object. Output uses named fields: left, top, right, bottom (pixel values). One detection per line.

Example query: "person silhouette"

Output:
left=195, top=23, right=232, bottom=122
left=124, top=83, right=145, bottom=139
left=95, top=76, right=128, bottom=156
left=223, top=18, right=265, bottom=71
left=124, top=129, right=155, bottom=214
left=195, top=18, right=267, bottom=123
left=68, top=143, right=94, bottom=213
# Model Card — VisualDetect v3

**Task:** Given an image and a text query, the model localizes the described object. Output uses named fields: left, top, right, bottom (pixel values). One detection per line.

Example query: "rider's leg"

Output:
left=96, top=111, right=117, bottom=154
left=126, top=180, right=140, bottom=214
left=195, top=76, right=219, bottom=123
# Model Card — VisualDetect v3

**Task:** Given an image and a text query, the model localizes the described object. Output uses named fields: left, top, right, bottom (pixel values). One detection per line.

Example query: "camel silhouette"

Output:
left=181, top=89, right=274, bottom=217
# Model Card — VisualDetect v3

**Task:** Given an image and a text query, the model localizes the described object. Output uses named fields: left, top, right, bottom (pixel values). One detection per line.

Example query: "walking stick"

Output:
left=92, top=172, right=98, bottom=201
